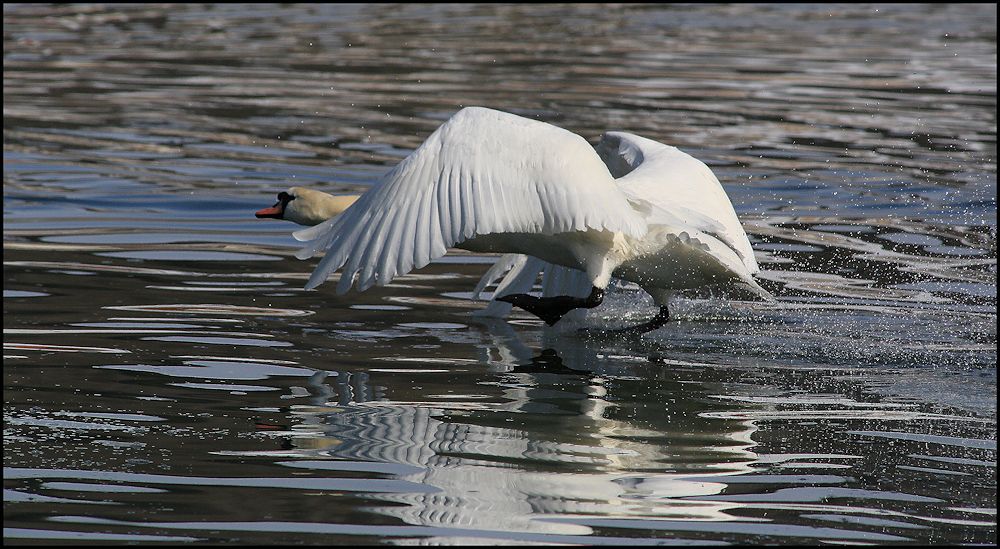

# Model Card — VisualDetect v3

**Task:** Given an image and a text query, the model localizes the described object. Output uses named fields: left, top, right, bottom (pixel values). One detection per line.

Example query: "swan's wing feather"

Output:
left=299, top=107, right=646, bottom=292
left=683, top=228, right=773, bottom=301
left=540, top=262, right=592, bottom=299
left=597, top=132, right=760, bottom=274
left=472, top=254, right=525, bottom=300
left=471, top=255, right=545, bottom=318
left=471, top=253, right=594, bottom=319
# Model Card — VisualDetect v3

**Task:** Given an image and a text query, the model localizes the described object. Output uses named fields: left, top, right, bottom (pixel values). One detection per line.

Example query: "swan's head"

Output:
left=255, top=187, right=358, bottom=226
left=255, top=188, right=297, bottom=221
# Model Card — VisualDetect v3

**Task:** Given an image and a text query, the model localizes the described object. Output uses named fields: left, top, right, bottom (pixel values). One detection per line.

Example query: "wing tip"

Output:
left=742, top=277, right=775, bottom=302
left=304, top=279, right=323, bottom=291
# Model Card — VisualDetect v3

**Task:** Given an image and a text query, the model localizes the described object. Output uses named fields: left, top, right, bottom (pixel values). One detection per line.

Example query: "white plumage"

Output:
left=284, top=106, right=769, bottom=328
left=294, top=107, right=646, bottom=292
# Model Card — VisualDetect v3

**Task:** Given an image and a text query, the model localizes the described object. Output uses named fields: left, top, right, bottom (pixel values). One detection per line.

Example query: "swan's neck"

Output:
left=287, top=190, right=359, bottom=225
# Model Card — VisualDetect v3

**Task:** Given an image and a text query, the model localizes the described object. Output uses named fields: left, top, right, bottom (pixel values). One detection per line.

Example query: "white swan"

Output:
left=263, top=107, right=770, bottom=333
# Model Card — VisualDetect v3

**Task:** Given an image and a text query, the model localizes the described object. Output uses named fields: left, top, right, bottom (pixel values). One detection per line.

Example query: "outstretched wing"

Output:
left=596, top=131, right=760, bottom=274
left=294, top=107, right=647, bottom=293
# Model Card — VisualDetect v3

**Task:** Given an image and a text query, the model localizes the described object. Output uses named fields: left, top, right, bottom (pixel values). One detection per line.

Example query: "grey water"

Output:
left=3, top=3, right=996, bottom=545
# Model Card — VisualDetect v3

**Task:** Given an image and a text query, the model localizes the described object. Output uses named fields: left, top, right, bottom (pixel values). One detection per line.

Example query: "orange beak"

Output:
left=255, top=203, right=283, bottom=218
left=257, top=191, right=293, bottom=219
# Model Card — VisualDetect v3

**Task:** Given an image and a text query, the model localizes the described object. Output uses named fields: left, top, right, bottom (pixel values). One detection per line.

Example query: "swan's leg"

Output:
left=496, top=286, right=604, bottom=326
left=578, top=305, right=671, bottom=338
left=611, top=287, right=673, bottom=335
left=616, top=305, right=671, bottom=335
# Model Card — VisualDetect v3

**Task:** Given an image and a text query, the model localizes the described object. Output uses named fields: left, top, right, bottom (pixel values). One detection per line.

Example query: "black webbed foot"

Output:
left=578, top=305, right=671, bottom=338
left=497, top=286, right=604, bottom=326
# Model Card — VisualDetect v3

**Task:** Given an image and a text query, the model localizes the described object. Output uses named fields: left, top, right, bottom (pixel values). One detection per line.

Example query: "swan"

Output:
left=261, top=107, right=770, bottom=333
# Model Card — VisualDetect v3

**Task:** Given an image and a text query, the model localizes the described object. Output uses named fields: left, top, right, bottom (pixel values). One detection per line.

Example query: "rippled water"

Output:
left=4, top=3, right=996, bottom=545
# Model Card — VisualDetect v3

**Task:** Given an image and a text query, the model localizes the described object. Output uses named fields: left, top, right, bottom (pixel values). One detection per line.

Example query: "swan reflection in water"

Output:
left=250, top=321, right=761, bottom=537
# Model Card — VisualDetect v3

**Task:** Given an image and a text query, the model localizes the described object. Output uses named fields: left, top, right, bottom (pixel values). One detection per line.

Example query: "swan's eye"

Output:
left=277, top=192, right=295, bottom=203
